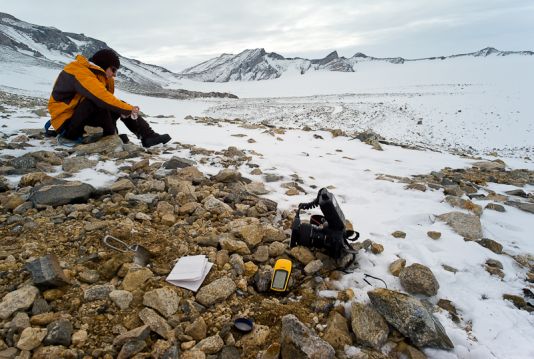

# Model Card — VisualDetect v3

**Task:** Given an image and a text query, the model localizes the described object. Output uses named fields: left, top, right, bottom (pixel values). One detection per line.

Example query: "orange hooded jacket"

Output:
left=48, top=55, right=133, bottom=130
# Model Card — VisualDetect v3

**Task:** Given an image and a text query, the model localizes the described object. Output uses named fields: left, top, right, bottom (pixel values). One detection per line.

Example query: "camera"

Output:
left=290, top=188, right=359, bottom=259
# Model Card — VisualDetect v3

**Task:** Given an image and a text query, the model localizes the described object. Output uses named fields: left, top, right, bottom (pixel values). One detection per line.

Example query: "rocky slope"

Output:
left=179, top=47, right=534, bottom=82
left=1, top=94, right=533, bottom=357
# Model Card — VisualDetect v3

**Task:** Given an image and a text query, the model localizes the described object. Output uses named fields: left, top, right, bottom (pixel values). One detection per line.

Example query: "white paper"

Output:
left=166, top=255, right=213, bottom=292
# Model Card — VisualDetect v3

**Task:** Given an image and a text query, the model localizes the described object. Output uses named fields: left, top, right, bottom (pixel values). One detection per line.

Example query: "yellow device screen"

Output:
left=271, top=259, right=292, bottom=291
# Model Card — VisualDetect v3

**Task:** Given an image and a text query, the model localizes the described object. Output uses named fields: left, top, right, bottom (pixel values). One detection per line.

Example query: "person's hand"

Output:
left=131, top=106, right=140, bottom=119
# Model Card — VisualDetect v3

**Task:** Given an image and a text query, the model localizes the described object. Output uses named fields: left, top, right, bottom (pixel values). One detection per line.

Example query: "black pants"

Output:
left=60, top=99, right=156, bottom=140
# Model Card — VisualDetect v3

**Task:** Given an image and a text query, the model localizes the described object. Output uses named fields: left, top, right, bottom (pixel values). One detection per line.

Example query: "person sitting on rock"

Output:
left=47, top=48, right=171, bottom=147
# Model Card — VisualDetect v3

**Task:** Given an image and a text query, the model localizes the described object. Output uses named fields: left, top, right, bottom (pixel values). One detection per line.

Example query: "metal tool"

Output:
left=102, top=235, right=151, bottom=267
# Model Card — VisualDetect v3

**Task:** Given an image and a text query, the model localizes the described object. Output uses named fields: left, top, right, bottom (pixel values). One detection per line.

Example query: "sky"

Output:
left=2, top=0, right=533, bottom=71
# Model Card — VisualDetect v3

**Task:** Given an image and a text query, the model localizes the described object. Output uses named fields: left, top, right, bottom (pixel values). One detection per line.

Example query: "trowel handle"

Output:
left=102, top=235, right=133, bottom=253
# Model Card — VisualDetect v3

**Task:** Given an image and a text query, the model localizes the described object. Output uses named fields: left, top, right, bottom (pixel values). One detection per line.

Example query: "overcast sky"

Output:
left=2, top=0, right=533, bottom=71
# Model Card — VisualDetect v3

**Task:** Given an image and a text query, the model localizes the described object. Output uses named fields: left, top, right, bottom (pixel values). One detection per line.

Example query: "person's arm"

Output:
left=72, top=70, right=134, bottom=115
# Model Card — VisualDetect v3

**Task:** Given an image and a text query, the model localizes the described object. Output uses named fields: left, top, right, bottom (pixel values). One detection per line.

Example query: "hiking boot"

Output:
left=141, top=133, right=171, bottom=148
left=57, top=134, right=82, bottom=147
left=118, top=134, right=130, bottom=144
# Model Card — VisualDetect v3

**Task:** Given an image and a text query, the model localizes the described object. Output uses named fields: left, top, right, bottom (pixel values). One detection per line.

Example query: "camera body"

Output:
left=290, top=188, right=357, bottom=259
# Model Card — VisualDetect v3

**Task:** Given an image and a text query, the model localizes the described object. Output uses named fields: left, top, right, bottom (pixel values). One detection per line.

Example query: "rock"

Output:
left=185, top=317, right=207, bottom=341
left=437, top=299, right=460, bottom=323
left=445, top=196, right=483, bottom=216
left=0, top=348, right=18, bottom=358
left=304, top=259, right=323, bottom=275
left=246, top=182, right=269, bottom=195
left=323, top=311, right=352, bottom=350
left=111, top=178, right=135, bottom=192
left=77, top=268, right=100, bottom=283
left=505, top=201, right=534, bottom=214
left=503, top=294, right=527, bottom=310
left=43, top=319, right=73, bottom=346
left=476, top=238, right=503, bottom=254
left=13, top=201, right=33, bottom=214
left=350, top=302, right=389, bottom=349
left=254, top=265, right=273, bottom=292
left=163, top=156, right=196, bottom=169
left=391, top=231, right=406, bottom=239
left=118, top=339, right=146, bottom=359
left=244, top=261, right=259, bottom=277
left=75, top=134, right=123, bottom=155
left=203, top=195, right=233, bottom=215
left=280, top=314, right=335, bottom=359
left=138, top=308, right=174, bottom=340
left=72, top=329, right=88, bottom=347
left=62, top=157, right=97, bottom=172
left=195, top=334, right=224, bottom=354
left=427, top=231, right=441, bottom=240
left=212, top=169, right=242, bottom=183
left=219, top=236, right=251, bottom=255
left=176, top=166, right=206, bottom=182
left=179, top=202, right=202, bottom=215
left=253, top=245, right=270, bottom=263
left=220, top=346, right=241, bottom=359
left=18, top=172, right=51, bottom=188
left=181, top=349, right=206, bottom=359
left=405, top=183, right=427, bottom=192
left=25, top=254, right=70, bottom=287
left=83, top=284, right=114, bottom=301
left=237, top=325, right=270, bottom=350
left=31, top=298, right=51, bottom=316
left=285, top=188, right=299, bottom=196
left=436, top=212, right=483, bottom=240
left=289, top=246, right=315, bottom=265
left=486, top=259, right=503, bottom=269
left=268, top=241, right=286, bottom=257
left=143, top=287, right=179, bottom=318
left=110, top=290, right=133, bottom=310
left=399, top=263, right=440, bottom=296
left=151, top=340, right=179, bottom=358
left=0, top=176, right=10, bottom=192
left=10, top=312, right=30, bottom=332
left=0, top=286, right=39, bottom=320
left=485, top=203, right=505, bottom=212
left=368, top=288, right=454, bottom=349
left=113, top=325, right=150, bottom=347
left=29, top=180, right=95, bottom=207
left=371, top=243, right=384, bottom=254
left=121, top=267, right=154, bottom=291
left=234, top=224, right=264, bottom=248
left=472, top=160, right=505, bottom=171
left=229, top=254, right=245, bottom=275
left=17, top=327, right=47, bottom=351
left=126, top=192, right=158, bottom=204
left=196, top=277, right=236, bottom=306
left=443, top=185, right=464, bottom=197
left=389, top=258, right=406, bottom=277
left=504, top=189, right=527, bottom=198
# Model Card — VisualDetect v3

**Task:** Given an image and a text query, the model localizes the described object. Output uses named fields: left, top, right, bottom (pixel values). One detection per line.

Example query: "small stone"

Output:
left=485, top=265, right=504, bottom=279
left=72, top=329, right=88, bottom=347
left=427, top=231, right=441, bottom=240
left=399, top=263, right=440, bottom=296
left=244, top=261, right=259, bottom=277
left=477, top=238, right=503, bottom=254
left=436, top=211, right=483, bottom=240
left=405, top=183, right=426, bottom=192
left=486, top=259, right=503, bottom=269
left=485, top=203, right=505, bottom=212
left=289, top=246, right=315, bottom=265
left=203, top=195, right=233, bottom=215
left=285, top=188, right=300, bottom=196
left=268, top=241, right=286, bottom=257
left=138, top=308, right=174, bottom=340
left=280, top=314, right=335, bottom=358
left=25, top=254, right=70, bottom=287
left=229, top=254, right=245, bottom=275
left=389, top=259, right=406, bottom=277
left=17, top=327, right=47, bottom=351
left=253, top=245, right=270, bottom=263
left=212, top=168, right=242, bottom=183
left=391, top=231, right=406, bottom=239
left=118, top=339, right=147, bottom=359
left=42, top=288, right=64, bottom=301
left=113, top=325, right=150, bottom=347
left=78, top=268, right=100, bottom=283
left=234, top=224, right=264, bottom=248
left=10, top=312, right=30, bottom=332
left=323, top=311, right=352, bottom=350
left=161, top=213, right=176, bottom=226
left=304, top=259, right=323, bottom=275
left=30, top=312, right=61, bottom=326
left=196, top=277, right=236, bottom=307
left=143, top=287, right=179, bottom=318
left=110, top=290, right=133, bottom=310
left=185, top=317, right=207, bottom=341
left=181, top=349, right=206, bottom=359
left=254, top=265, right=274, bottom=292
left=43, top=319, right=73, bottom=346
left=84, top=284, right=114, bottom=301
left=135, top=212, right=152, bottom=221
left=111, top=178, right=135, bottom=192
left=121, top=267, right=154, bottom=291
left=371, top=243, right=384, bottom=254
left=195, top=334, right=224, bottom=354
left=503, top=294, right=527, bottom=309
left=181, top=341, right=196, bottom=350
left=237, top=325, right=270, bottom=350
left=219, top=236, right=250, bottom=255
left=163, top=156, right=196, bottom=169
left=0, top=286, right=39, bottom=320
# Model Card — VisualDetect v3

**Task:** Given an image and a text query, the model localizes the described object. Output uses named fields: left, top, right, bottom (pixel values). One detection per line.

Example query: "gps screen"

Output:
left=272, top=270, right=288, bottom=289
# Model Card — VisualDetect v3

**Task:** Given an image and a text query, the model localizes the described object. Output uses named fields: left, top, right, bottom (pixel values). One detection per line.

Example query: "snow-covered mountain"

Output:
left=180, top=47, right=534, bottom=82
left=0, top=12, right=235, bottom=99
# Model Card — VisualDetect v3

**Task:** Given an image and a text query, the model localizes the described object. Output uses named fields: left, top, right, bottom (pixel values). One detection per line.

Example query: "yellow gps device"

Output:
left=270, top=259, right=292, bottom=292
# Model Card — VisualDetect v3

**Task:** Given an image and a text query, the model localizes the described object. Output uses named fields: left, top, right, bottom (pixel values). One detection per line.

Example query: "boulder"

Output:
left=399, top=263, right=440, bottom=296
left=368, top=288, right=454, bottom=349
left=350, top=302, right=389, bottom=349
left=196, top=277, right=236, bottom=306
left=29, top=180, right=95, bottom=207
left=436, top=212, right=483, bottom=239
left=280, top=314, right=335, bottom=359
